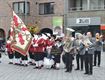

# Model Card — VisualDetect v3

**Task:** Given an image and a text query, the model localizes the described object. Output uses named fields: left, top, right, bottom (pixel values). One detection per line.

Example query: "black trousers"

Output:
left=15, top=51, right=21, bottom=58
left=76, top=54, right=84, bottom=70
left=94, top=51, right=101, bottom=66
left=29, top=51, right=34, bottom=59
left=21, top=55, right=28, bottom=60
left=7, top=51, right=14, bottom=59
left=65, top=53, right=73, bottom=72
left=62, top=54, right=66, bottom=65
left=34, top=53, right=44, bottom=61
left=0, top=53, right=1, bottom=58
left=53, top=55, right=61, bottom=63
left=84, top=52, right=93, bottom=74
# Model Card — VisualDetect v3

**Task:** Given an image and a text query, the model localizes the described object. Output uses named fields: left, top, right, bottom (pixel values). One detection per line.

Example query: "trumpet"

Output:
left=96, top=36, right=100, bottom=41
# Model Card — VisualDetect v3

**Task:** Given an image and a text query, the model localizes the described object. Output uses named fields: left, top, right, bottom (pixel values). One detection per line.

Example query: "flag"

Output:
left=10, top=11, right=32, bottom=56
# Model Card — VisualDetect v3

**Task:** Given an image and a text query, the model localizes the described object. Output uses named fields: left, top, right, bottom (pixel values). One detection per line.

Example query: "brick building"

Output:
left=0, top=0, right=64, bottom=40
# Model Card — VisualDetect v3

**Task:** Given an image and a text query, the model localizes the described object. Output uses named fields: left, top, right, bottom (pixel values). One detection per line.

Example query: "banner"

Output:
left=52, top=16, right=63, bottom=37
left=10, top=11, right=32, bottom=56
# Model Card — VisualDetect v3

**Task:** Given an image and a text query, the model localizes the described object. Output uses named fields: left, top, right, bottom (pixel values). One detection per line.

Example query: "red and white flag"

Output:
left=10, top=11, right=32, bottom=56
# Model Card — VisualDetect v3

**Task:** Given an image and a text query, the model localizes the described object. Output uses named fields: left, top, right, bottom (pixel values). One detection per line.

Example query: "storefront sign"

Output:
left=76, top=18, right=90, bottom=24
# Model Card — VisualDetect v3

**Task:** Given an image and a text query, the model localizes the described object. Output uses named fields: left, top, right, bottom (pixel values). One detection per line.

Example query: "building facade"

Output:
left=0, top=0, right=64, bottom=40
left=64, top=0, right=105, bottom=35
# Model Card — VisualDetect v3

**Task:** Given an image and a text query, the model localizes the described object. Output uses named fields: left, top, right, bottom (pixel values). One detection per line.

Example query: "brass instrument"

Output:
left=96, top=35, right=100, bottom=41
left=95, top=33, right=101, bottom=41
left=82, top=36, right=92, bottom=48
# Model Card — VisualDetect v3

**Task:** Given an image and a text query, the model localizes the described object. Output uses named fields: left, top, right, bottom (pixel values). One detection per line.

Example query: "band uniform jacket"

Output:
left=6, top=42, right=13, bottom=54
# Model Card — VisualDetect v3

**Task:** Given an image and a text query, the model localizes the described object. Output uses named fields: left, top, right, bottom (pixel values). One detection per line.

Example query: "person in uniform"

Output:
left=74, top=33, right=85, bottom=71
left=6, top=38, right=14, bottom=64
left=94, top=33, right=102, bottom=67
left=63, top=36, right=74, bottom=72
left=84, top=32, right=95, bottom=75
left=73, top=33, right=81, bottom=70
left=28, top=43, right=35, bottom=65
left=33, top=33, right=46, bottom=69
left=50, top=38, right=62, bottom=70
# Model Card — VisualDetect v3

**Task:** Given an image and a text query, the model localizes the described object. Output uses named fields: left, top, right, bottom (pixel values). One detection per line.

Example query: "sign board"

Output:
left=76, top=18, right=90, bottom=24
left=52, top=17, right=63, bottom=36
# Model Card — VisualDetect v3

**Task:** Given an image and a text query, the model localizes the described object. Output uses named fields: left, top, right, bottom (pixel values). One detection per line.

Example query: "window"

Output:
left=39, top=2, right=54, bottom=15
left=13, top=2, right=30, bottom=15
left=69, top=0, right=105, bottom=11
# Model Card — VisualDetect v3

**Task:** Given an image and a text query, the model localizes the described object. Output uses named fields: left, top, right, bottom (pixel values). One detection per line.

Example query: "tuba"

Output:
left=82, top=35, right=92, bottom=47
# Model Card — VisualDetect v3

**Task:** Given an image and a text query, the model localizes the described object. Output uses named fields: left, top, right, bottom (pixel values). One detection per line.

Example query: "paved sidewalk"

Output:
left=0, top=52, right=105, bottom=80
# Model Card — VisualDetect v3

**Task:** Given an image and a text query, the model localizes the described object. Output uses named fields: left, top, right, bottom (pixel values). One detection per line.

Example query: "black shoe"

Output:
left=33, top=67, right=39, bottom=69
left=14, top=63, right=18, bottom=65
left=9, top=62, right=13, bottom=64
left=21, top=64, right=24, bottom=66
left=41, top=65, right=44, bottom=67
left=93, top=65, right=96, bottom=66
left=65, top=70, right=69, bottom=72
left=75, top=68, right=79, bottom=70
left=29, top=61, right=32, bottom=64
left=51, top=65, right=56, bottom=69
left=84, top=72, right=88, bottom=74
left=24, top=64, right=28, bottom=67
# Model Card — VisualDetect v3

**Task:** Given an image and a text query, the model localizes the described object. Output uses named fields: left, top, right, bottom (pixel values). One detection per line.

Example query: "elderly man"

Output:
left=84, top=32, right=95, bottom=75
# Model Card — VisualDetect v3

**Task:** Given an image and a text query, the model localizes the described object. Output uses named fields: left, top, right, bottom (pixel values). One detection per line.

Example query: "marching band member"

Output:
left=6, top=38, right=14, bottom=64
left=73, top=33, right=83, bottom=71
left=84, top=32, right=95, bottom=75
left=63, top=35, right=74, bottom=72
left=33, top=33, right=46, bottom=69
left=28, top=39, right=35, bottom=65
left=45, top=33, right=55, bottom=57
left=50, top=38, right=62, bottom=70
left=94, top=33, right=102, bottom=67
